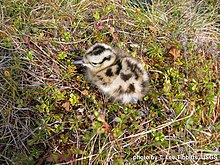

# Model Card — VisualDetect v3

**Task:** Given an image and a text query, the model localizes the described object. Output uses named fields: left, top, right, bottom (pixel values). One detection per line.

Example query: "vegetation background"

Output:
left=0, top=0, right=219, bottom=164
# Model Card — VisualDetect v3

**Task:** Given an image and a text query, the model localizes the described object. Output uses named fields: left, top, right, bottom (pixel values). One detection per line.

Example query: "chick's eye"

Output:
left=91, top=62, right=98, bottom=66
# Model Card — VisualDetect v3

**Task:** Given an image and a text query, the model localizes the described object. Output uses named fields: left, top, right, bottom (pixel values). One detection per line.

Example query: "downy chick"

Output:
left=73, top=43, right=149, bottom=104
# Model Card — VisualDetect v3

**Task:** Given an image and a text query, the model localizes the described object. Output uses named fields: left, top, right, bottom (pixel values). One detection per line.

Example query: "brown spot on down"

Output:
left=117, top=85, right=124, bottom=93
left=134, top=70, right=139, bottom=80
left=126, top=84, right=135, bottom=93
left=97, top=75, right=103, bottom=81
left=106, top=68, right=113, bottom=77
left=134, top=66, right=143, bottom=80
left=126, top=59, right=140, bottom=80
left=102, top=82, right=107, bottom=86
left=115, top=61, right=122, bottom=75
left=126, top=59, right=136, bottom=70
left=120, top=72, right=132, bottom=82
left=141, top=81, right=149, bottom=88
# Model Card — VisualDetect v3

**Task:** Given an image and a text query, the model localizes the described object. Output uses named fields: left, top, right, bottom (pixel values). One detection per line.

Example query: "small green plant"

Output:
left=57, top=52, right=67, bottom=60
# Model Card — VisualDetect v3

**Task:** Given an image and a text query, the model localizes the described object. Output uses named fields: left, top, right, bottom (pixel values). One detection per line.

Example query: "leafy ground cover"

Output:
left=0, top=0, right=219, bottom=164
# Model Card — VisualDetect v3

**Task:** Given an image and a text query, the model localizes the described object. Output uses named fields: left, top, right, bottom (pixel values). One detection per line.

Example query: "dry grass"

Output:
left=0, top=0, right=219, bottom=164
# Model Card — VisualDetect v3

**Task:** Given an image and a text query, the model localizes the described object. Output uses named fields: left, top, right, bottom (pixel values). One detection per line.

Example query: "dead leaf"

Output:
left=4, top=70, right=10, bottom=77
left=53, top=63, right=62, bottom=73
left=135, top=8, right=141, bottom=14
left=23, top=35, right=30, bottom=44
left=109, top=27, right=115, bottom=34
left=97, top=113, right=105, bottom=122
left=169, top=46, right=180, bottom=61
left=109, top=27, right=118, bottom=41
left=62, top=101, right=70, bottom=111
left=81, top=90, right=89, bottom=96
left=148, top=26, right=157, bottom=34
left=22, top=35, right=34, bottom=48
left=102, top=121, right=111, bottom=133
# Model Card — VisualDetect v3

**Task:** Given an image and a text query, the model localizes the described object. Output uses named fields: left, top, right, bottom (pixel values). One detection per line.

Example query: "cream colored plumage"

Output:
left=73, top=43, right=149, bottom=104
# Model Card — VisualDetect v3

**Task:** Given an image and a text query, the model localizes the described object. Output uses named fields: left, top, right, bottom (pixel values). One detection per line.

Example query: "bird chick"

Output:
left=73, top=43, right=149, bottom=104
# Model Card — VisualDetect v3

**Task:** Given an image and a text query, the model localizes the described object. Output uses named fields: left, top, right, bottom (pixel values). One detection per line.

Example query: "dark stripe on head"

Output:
left=88, top=55, right=112, bottom=65
left=88, top=45, right=112, bottom=56
left=99, top=55, right=111, bottom=64
left=92, top=45, right=106, bottom=55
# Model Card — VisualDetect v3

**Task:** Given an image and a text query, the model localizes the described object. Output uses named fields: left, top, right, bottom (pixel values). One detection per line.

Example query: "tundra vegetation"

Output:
left=0, top=0, right=219, bottom=164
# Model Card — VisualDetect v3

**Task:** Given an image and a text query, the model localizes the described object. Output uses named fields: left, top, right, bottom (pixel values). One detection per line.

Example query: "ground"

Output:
left=0, top=0, right=219, bottom=164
